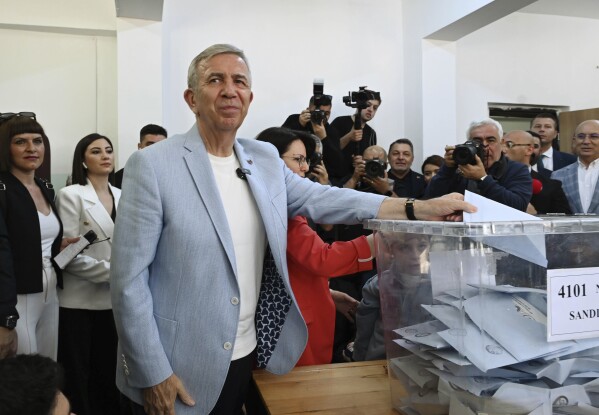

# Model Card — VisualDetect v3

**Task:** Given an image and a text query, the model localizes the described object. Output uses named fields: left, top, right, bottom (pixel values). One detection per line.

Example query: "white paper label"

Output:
left=547, top=267, right=599, bottom=342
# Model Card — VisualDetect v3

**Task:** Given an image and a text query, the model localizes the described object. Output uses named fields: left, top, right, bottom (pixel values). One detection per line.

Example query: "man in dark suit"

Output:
left=114, top=124, right=167, bottom=188
left=387, top=138, right=426, bottom=198
left=503, top=130, right=571, bottom=214
left=282, top=94, right=347, bottom=184
left=530, top=113, right=576, bottom=178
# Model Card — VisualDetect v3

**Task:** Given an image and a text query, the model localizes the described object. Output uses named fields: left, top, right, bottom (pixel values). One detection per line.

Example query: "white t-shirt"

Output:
left=578, top=158, right=599, bottom=214
left=38, top=208, right=60, bottom=260
left=208, top=153, right=266, bottom=360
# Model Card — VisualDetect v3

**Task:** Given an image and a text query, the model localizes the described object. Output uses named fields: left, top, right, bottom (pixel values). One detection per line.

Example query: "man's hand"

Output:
left=330, top=290, right=359, bottom=323
left=311, top=121, right=326, bottom=140
left=298, top=109, right=311, bottom=128
left=363, top=172, right=391, bottom=195
left=143, top=374, right=195, bottom=415
left=350, top=128, right=363, bottom=142
left=0, top=327, right=17, bottom=359
left=59, top=237, right=80, bottom=252
left=443, top=145, right=457, bottom=169
left=308, top=163, right=329, bottom=185
left=340, top=128, right=364, bottom=149
left=377, top=193, right=477, bottom=222
left=456, top=155, right=486, bottom=181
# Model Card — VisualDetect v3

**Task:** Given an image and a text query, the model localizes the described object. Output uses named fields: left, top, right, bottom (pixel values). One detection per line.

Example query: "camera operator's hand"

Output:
left=309, top=162, right=329, bottom=185
left=311, top=120, right=327, bottom=140
left=456, top=155, right=486, bottom=181
left=443, top=145, right=457, bottom=169
left=339, top=127, right=363, bottom=149
left=363, top=172, right=391, bottom=195
left=298, top=109, right=311, bottom=128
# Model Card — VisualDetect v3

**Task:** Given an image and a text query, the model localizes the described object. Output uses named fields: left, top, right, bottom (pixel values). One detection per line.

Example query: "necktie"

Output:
left=537, top=154, right=546, bottom=170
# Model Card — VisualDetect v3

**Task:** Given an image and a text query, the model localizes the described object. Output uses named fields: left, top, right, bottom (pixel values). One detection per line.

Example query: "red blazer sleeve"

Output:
left=286, top=216, right=372, bottom=278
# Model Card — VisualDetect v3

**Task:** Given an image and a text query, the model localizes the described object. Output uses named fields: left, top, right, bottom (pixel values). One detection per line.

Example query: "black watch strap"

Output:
left=0, top=315, right=18, bottom=329
left=405, top=198, right=417, bottom=220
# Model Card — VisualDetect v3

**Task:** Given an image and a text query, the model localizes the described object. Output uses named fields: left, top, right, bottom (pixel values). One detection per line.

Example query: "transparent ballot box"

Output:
left=365, top=217, right=599, bottom=415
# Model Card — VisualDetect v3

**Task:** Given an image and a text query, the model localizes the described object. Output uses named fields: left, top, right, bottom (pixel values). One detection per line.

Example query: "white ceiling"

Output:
left=520, top=0, right=599, bottom=20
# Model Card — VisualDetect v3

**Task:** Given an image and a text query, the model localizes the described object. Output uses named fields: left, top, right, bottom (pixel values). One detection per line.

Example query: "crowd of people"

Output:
left=1, top=42, right=597, bottom=415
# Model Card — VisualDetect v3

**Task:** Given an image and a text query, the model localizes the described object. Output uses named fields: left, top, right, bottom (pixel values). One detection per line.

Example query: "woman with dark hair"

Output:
left=421, top=154, right=444, bottom=184
left=0, top=113, right=71, bottom=360
left=56, top=133, right=120, bottom=414
left=256, top=127, right=374, bottom=366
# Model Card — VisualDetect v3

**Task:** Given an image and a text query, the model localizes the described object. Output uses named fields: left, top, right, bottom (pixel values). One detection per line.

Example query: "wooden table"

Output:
left=252, top=360, right=399, bottom=414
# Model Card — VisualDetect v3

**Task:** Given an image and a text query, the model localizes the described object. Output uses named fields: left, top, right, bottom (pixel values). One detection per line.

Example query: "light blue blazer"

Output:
left=551, top=162, right=599, bottom=214
left=110, top=124, right=384, bottom=413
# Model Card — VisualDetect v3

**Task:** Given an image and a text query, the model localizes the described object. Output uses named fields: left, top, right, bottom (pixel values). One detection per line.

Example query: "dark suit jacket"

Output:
left=388, top=169, right=427, bottom=199
left=537, top=150, right=576, bottom=179
left=0, top=172, right=63, bottom=294
left=114, top=168, right=124, bottom=189
left=0, top=214, right=16, bottom=317
left=530, top=170, right=572, bottom=214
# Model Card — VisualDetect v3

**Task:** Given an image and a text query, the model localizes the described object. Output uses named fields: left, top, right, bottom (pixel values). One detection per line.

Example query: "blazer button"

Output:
left=231, top=297, right=239, bottom=305
left=223, top=342, right=232, bottom=350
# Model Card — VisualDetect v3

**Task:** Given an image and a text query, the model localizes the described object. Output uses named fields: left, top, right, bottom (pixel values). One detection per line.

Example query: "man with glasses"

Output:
left=530, top=113, right=576, bottom=178
left=502, top=130, right=571, bottom=215
left=425, top=118, right=532, bottom=211
left=552, top=120, right=599, bottom=214
left=282, top=94, right=347, bottom=184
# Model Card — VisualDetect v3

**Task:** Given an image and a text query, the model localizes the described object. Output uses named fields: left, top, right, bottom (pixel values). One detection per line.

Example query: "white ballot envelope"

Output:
left=463, top=292, right=573, bottom=362
left=395, top=320, right=450, bottom=349
left=53, top=230, right=98, bottom=269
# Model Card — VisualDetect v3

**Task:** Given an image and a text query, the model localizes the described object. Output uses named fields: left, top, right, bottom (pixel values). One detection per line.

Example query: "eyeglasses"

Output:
left=282, top=155, right=310, bottom=168
left=0, top=112, right=37, bottom=125
left=574, top=133, right=599, bottom=141
left=503, top=141, right=531, bottom=149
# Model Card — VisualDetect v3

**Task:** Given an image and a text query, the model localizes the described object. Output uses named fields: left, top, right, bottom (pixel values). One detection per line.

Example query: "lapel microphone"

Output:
left=236, top=168, right=251, bottom=181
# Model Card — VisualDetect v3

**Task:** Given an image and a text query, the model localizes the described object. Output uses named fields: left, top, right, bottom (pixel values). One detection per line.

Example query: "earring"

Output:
left=82, top=162, right=88, bottom=169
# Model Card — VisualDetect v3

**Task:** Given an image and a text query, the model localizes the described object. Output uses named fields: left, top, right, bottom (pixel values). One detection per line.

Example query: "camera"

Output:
left=364, top=158, right=386, bottom=178
left=452, top=140, right=486, bottom=165
left=310, top=109, right=326, bottom=125
left=342, top=86, right=380, bottom=110
left=308, top=151, right=323, bottom=174
left=310, top=80, right=331, bottom=125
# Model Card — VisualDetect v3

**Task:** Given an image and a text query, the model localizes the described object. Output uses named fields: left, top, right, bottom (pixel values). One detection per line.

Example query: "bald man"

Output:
left=502, top=130, right=570, bottom=215
left=552, top=120, right=599, bottom=214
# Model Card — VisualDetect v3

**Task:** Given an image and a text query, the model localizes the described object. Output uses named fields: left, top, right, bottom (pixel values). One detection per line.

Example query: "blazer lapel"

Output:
left=234, top=141, right=287, bottom=272
left=183, top=126, right=237, bottom=277
left=82, top=183, right=115, bottom=240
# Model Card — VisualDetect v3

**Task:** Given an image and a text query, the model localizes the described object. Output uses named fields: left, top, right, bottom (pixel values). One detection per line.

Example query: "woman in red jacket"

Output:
left=257, top=127, right=374, bottom=366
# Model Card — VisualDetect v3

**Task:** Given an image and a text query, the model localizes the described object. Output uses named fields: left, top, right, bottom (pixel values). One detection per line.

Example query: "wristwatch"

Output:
left=0, top=315, right=18, bottom=330
left=405, top=198, right=417, bottom=221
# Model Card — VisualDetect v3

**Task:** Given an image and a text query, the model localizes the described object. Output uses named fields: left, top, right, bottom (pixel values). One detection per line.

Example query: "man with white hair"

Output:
left=425, top=118, right=532, bottom=211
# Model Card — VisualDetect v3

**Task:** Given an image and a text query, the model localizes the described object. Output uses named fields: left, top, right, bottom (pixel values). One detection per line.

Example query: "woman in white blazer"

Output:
left=56, top=133, right=121, bottom=415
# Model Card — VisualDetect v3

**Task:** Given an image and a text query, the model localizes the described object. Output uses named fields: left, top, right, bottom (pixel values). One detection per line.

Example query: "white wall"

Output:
left=454, top=11, right=599, bottom=143
left=4, top=1, right=599, bottom=182
left=0, top=0, right=117, bottom=188
left=161, top=0, right=404, bottom=155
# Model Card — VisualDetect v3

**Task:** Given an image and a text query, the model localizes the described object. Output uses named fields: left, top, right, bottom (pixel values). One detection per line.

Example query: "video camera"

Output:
left=342, top=86, right=380, bottom=130
left=452, top=140, right=486, bottom=165
left=311, top=80, right=331, bottom=125
left=364, top=158, right=386, bottom=178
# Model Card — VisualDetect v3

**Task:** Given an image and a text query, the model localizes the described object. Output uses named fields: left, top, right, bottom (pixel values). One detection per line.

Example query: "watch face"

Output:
left=2, top=315, right=17, bottom=329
